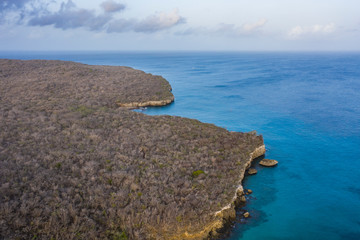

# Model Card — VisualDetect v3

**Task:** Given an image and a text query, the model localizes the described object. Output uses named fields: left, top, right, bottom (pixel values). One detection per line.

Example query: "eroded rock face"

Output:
left=116, top=97, right=175, bottom=108
left=248, top=168, right=258, bottom=175
left=259, top=159, right=278, bottom=167
left=0, top=59, right=265, bottom=240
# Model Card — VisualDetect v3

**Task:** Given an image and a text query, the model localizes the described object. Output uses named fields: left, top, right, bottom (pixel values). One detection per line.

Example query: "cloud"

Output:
left=2, top=0, right=184, bottom=33
left=0, top=0, right=48, bottom=24
left=107, top=9, right=185, bottom=33
left=101, top=0, right=125, bottom=13
left=288, top=23, right=336, bottom=39
left=242, top=19, right=267, bottom=32
left=134, top=9, right=185, bottom=33
left=0, top=0, right=31, bottom=11
left=177, top=19, right=268, bottom=37
left=28, top=0, right=111, bottom=31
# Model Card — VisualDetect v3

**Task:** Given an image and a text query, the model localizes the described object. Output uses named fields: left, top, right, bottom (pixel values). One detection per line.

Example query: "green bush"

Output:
left=192, top=170, right=205, bottom=178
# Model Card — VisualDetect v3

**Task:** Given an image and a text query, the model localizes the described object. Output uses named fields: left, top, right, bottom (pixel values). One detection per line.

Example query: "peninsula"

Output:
left=0, top=59, right=265, bottom=239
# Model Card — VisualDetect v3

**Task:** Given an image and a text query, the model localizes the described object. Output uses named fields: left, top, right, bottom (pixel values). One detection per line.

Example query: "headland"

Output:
left=0, top=59, right=264, bottom=239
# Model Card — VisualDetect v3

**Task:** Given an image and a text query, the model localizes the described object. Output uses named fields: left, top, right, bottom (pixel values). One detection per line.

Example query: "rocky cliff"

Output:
left=0, top=59, right=264, bottom=239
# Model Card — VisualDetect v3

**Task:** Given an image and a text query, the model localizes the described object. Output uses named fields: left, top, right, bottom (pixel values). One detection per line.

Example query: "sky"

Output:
left=0, top=0, right=359, bottom=51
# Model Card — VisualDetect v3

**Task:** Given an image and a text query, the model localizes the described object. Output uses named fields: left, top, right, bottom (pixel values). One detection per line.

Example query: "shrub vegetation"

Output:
left=0, top=59, right=263, bottom=239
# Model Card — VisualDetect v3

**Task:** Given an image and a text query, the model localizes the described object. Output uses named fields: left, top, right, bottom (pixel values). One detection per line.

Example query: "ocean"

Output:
left=1, top=51, right=360, bottom=240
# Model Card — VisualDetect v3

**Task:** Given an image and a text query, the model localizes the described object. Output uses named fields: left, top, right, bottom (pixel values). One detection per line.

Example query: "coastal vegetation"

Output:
left=0, top=59, right=264, bottom=239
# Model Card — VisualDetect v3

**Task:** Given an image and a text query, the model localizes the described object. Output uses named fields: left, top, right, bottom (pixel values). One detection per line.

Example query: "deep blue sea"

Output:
left=1, top=51, right=360, bottom=240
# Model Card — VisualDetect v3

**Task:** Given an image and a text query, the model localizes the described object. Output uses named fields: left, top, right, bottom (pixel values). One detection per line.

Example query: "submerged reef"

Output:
left=0, top=59, right=264, bottom=239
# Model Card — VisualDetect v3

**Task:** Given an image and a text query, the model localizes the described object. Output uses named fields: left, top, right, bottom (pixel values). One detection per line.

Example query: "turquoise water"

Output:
left=1, top=51, right=360, bottom=239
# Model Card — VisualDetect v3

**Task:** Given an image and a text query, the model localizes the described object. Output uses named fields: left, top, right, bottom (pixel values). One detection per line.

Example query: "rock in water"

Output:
left=259, top=159, right=278, bottom=167
left=243, top=212, right=250, bottom=218
left=248, top=168, right=257, bottom=175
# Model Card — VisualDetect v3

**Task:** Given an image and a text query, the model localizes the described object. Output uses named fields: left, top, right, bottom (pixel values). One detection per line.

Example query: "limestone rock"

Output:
left=248, top=168, right=257, bottom=175
left=259, top=159, right=278, bottom=167
left=243, top=212, right=250, bottom=218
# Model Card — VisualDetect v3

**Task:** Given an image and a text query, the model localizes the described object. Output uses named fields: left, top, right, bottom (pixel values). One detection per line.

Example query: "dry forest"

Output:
left=0, top=59, right=265, bottom=240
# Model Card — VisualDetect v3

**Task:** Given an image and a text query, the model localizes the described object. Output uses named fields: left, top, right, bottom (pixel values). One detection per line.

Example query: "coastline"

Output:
left=146, top=144, right=266, bottom=240
left=214, top=144, right=266, bottom=217
left=199, top=145, right=266, bottom=240
left=0, top=59, right=265, bottom=240
left=116, top=96, right=175, bottom=108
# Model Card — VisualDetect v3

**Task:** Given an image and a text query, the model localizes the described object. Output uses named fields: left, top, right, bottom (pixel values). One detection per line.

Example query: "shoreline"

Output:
left=0, top=59, right=265, bottom=240
left=214, top=145, right=266, bottom=216
left=116, top=96, right=175, bottom=108
left=121, top=100, right=265, bottom=239
left=209, top=145, right=266, bottom=239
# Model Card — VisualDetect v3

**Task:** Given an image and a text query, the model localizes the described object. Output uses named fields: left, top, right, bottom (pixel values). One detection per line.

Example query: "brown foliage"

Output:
left=0, top=59, right=263, bottom=239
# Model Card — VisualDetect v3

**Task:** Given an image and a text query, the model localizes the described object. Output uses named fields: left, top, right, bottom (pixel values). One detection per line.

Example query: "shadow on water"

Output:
left=346, top=187, right=360, bottom=200
left=220, top=156, right=278, bottom=240
left=218, top=208, right=269, bottom=240
left=133, top=101, right=176, bottom=114
left=320, top=222, right=360, bottom=240
left=339, top=232, right=360, bottom=240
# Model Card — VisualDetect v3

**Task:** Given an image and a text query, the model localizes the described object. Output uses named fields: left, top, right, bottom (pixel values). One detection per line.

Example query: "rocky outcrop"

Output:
left=193, top=144, right=266, bottom=239
left=0, top=59, right=265, bottom=240
left=248, top=168, right=257, bottom=175
left=117, top=96, right=175, bottom=108
left=260, top=159, right=278, bottom=167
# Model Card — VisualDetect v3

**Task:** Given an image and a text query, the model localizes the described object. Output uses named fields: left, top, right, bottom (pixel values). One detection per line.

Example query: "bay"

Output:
left=1, top=51, right=360, bottom=239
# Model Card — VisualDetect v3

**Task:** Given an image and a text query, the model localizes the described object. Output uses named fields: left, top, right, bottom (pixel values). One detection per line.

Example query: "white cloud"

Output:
left=134, top=9, right=185, bottom=33
left=177, top=19, right=268, bottom=37
left=100, top=0, right=125, bottom=13
left=288, top=23, right=336, bottom=39
left=242, top=19, right=267, bottom=32
left=107, top=9, right=185, bottom=33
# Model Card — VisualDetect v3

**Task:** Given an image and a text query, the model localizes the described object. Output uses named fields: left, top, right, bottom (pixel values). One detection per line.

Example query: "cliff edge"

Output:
left=0, top=59, right=264, bottom=239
